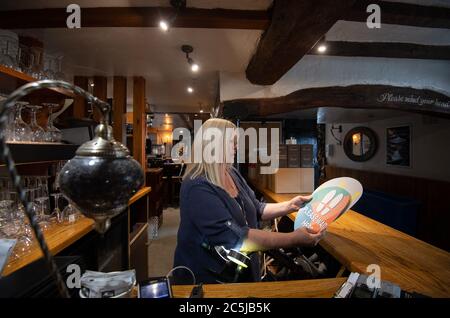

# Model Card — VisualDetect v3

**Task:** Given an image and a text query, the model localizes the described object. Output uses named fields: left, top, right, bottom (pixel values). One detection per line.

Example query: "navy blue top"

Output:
left=173, top=167, right=266, bottom=284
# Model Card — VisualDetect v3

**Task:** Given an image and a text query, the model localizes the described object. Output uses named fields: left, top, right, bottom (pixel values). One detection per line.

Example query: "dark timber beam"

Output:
left=223, top=85, right=450, bottom=118
left=346, top=1, right=450, bottom=29
left=309, top=41, right=450, bottom=60
left=245, top=0, right=357, bottom=85
left=246, top=0, right=450, bottom=85
left=0, top=7, right=269, bottom=30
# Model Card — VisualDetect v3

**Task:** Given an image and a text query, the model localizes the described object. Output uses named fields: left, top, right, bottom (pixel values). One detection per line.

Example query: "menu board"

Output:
left=294, top=177, right=363, bottom=232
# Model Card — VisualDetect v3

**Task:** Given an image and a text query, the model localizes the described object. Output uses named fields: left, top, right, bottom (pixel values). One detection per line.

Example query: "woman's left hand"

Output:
left=286, top=195, right=312, bottom=213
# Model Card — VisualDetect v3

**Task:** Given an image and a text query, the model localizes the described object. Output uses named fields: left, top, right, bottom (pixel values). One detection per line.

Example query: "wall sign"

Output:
left=377, top=93, right=450, bottom=110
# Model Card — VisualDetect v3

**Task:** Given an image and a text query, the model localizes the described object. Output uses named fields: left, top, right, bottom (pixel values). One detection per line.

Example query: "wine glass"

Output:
left=11, top=101, right=32, bottom=142
left=42, top=103, right=62, bottom=142
left=51, top=193, right=63, bottom=224
left=62, top=196, right=80, bottom=225
left=27, top=105, right=46, bottom=142
left=42, top=53, right=56, bottom=80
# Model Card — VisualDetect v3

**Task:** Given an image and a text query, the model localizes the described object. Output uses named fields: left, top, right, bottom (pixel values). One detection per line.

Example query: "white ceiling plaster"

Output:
left=327, top=21, right=450, bottom=45
left=16, top=27, right=262, bottom=112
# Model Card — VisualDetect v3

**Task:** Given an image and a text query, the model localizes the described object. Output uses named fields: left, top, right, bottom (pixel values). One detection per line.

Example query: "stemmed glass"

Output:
left=35, top=196, right=52, bottom=232
left=11, top=101, right=32, bottom=142
left=42, top=53, right=56, bottom=80
left=42, top=103, right=62, bottom=142
left=62, top=196, right=80, bottom=225
left=51, top=193, right=63, bottom=224
left=27, top=105, right=46, bottom=142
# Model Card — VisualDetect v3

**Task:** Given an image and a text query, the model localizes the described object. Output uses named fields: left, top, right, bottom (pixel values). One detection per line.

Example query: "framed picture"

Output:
left=386, top=125, right=411, bottom=167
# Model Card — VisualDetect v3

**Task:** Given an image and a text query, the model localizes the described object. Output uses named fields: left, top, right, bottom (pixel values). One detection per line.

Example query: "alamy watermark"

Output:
left=171, top=120, right=280, bottom=174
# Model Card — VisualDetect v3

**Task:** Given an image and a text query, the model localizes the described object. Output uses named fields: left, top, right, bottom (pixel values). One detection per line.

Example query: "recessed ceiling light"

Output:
left=317, top=45, right=327, bottom=53
left=159, top=20, right=169, bottom=32
left=187, top=86, right=194, bottom=93
left=199, top=109, right=204, bottom=113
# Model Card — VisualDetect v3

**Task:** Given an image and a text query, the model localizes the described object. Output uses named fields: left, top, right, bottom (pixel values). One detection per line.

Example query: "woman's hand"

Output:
left=290, top=226, right=327, bottom=247
left=286, top=195, right=313, bottom=213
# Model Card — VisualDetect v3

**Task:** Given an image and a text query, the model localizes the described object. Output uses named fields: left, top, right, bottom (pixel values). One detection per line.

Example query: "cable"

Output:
left=165, top=265, right=196, bottom=286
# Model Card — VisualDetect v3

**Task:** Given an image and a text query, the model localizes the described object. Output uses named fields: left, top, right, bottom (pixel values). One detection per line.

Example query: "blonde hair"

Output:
left=184, top=118, right=236, bottom=189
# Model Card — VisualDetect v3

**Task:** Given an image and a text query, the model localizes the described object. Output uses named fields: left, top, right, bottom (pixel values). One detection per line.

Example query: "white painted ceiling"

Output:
left=16, top=27, right=263, bottom=113
left=1, top=0, right=270, bottom=115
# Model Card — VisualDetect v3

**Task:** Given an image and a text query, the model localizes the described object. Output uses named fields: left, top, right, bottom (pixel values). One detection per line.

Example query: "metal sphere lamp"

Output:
left=0, top=80, right=144, bottom=297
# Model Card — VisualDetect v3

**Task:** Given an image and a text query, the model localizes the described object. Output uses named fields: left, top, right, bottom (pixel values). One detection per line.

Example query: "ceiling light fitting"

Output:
left=182, top=45, right=200, bottom=73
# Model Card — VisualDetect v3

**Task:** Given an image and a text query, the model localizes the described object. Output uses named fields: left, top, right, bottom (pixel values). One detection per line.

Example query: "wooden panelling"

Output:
left=112, top=76, right=127, bottom=143
left=133, top=77, right=146, bottom=174
left=72, top=76, right=89, bottom=118
left=325, top=165, right=450, bottom=251
left=93, top=76, right=107, bottom=122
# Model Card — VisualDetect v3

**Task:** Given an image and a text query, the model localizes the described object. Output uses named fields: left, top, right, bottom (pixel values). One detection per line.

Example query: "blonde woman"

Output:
left=174, top=118, right=326, bottom=284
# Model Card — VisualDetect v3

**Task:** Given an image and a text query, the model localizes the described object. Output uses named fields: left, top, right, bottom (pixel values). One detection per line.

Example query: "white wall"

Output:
left=325, top=113, right=450, bottom=182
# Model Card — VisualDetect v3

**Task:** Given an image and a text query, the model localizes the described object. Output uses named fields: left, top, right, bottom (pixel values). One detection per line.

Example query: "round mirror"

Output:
left=343, top=127, right=378, bottom=162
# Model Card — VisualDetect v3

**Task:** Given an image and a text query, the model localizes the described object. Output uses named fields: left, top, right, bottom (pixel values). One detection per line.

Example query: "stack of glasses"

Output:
left=0, top=162, right=82, bottom=265
left=0, top=30, right=66, bottom=81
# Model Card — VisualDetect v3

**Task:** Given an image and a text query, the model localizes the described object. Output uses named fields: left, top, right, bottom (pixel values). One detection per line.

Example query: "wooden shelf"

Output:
left=0, top=64, right=75, bottom=98
left=2, top=217, right=95, bottom=277
left=128, top=187, right=151, bottom=206
left=1, top=143, right=79, bottom=166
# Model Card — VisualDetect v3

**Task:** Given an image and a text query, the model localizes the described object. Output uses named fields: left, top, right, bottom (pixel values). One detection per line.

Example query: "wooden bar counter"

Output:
left=2, top=187, right=152, bottom=277
left=2, top=217, right=95, bottom=276
left=251, top=181, right=450, bottom=298
left=172, top=278, right=347, bottom=298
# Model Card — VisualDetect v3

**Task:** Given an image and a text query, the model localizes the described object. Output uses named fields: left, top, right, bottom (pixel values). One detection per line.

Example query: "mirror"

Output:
left=343, top=127, right=378, bottom=162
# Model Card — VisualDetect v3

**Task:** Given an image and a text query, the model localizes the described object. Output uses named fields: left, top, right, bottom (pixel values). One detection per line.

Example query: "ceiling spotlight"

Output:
left=191, top=63, right=199, bottom=72
left=182, top=45, right=200, bottom=73
left=200, top=109, right=204, bottom=113
left=159, top=20, right=169, bottom=32
left=90, top=83, right=95, bottom=87
left=317, top=45, right=327, bottom=53
left=187, top=86, right=194, bottom=93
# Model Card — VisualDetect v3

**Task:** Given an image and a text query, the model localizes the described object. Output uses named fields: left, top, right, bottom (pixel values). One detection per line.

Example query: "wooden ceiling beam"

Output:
left=223, top=85, right=450, bottom=119
left=0, top=7, right=270, bottom=30
left=245, top=0, right=357, bottom=85
left=345, top=0, right=450, bottom=29
left=309, top=41, right=450, bottom=60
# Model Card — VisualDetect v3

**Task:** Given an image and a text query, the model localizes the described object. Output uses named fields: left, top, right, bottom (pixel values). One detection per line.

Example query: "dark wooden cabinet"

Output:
left=129, top=223, right=149, bottom=282
left=146, top=168, right=164, bottom=223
